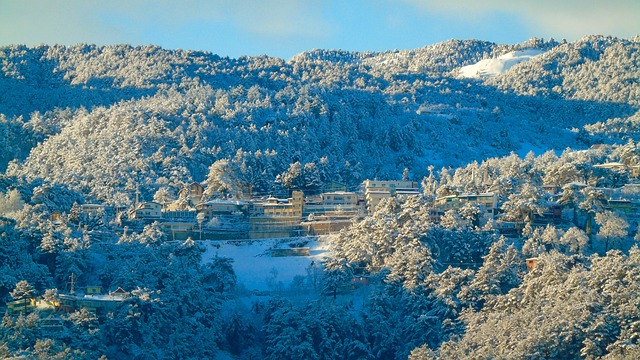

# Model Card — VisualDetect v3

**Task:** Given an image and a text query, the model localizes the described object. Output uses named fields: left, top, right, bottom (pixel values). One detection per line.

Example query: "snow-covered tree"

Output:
left=560, top=227, right=589, bottom=254
left=9, top=280, right=35, bottom=300
left=203, top=159, right=242, bottom=199
left=500, top=183, right=545, bottom=226
left=0, top=189, right=24, bottom=218
left=595, top=211, right=629, bottom=251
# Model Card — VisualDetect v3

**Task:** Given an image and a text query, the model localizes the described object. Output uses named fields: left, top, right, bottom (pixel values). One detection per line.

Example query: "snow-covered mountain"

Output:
left=0, top=36, right=638, bottom=204
left=2, top=35, right=640, bottom=360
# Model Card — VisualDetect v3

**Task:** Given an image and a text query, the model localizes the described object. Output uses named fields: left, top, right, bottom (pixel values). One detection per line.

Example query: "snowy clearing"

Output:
left=458, top=49, right=545, bottom=79
left=201, top=236, right=331, bottom=292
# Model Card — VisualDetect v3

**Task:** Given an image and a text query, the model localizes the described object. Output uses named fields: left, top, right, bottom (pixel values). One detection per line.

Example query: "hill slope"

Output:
left=1, top=36, right=638, bottom=203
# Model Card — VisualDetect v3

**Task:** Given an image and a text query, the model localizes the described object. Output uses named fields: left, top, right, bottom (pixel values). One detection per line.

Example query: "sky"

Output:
left=1, top=0, right=639, bottom=59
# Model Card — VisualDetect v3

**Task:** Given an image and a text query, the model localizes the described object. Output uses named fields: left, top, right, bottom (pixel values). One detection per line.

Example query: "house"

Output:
left=321, top=191, right=359, bottom=206
left=251, top=191, right=304, bottom=219
left=162, top=209, right=197, bottom=221
left=593, top=162, right=627, bottom=171
left=56, top=287, right=130, bottom=314
left=81, top=204, right=106, bottom=218
left=435, top=192, right=498, bottom=217
left=606, top=199, right=640, bottom=219
left=540, top=184, right=561, bottom=195
left=362, top=180, right=419, bottom=214
left=533, top=204, right=563, bottom=226
left=196, top=199, right=248, bottom=220
left=50, top=211, right=62, bottom=225
left=248, top=191, right=304, bottom=238
left=7, top=298, right=36, bottom=315
left=304, top=191, right=363, bottom=218
left=189, top=182, right=205, bottom=204
left=129, top=202, right=162, bottom=220
left=363, top=180, right=419, bottom=193
left=525, top=258, right=538, bottom=271
left=161, top=222, right=195, bottom=241
left=109, top=287, right=129, bottom=297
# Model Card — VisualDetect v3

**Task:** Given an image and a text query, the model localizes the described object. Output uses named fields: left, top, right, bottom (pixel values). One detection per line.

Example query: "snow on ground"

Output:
left=201, top=236, right=331, bottom=292
left=458, top=49, right=545, bottom=79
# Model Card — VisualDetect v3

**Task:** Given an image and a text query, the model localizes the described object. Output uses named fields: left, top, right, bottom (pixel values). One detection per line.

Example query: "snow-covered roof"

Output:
left=458, top=192, right=496, bottom=197
left=594, top=162, right=626, bottom=168
left=200, top=199, right=247, bottom=206
left=365, top=190, right=391, bottom=195
left=568, top=181, right=588, bottom=187
left=437, top=193, right=495, bottom=200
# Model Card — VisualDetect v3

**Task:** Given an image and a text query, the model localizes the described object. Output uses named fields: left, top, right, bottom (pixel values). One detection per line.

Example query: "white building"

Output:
left=362, top=180, right=420, bottom=214
left=129, top=202, right=162, bottom=220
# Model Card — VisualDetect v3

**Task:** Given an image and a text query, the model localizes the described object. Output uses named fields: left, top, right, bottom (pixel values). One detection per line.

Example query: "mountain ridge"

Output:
left=1, top=36, right=638, bottom=204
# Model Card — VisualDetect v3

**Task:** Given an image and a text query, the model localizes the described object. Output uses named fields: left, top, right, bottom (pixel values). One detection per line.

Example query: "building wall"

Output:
left=131, top=202, right=162, bottom=219
left=365, top=191, right=391, bottom=214
left=291, top=190, right=304, bottom=217
left=435, top=193, right=497, bottom=214
left=196, top=201, right=246, bottom=220
left=321, top=192, right=358, bottom=206
left=363, top=180, right=418, bottom=192
left=362, top=180, right=419, bottom=214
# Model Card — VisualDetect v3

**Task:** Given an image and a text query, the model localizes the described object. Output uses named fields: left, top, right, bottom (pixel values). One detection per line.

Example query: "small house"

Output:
left=109, top=287, right=129, bottom=298
left=129, top=202, right=162, bottom=220
left=81, top=204, right=105, bottom=218
left=196, top=199, right=248, bottom=220
left=86, top=286, right=102, bottom=295
left=189, top=182, right=205, bottom=203
left=50, top=211, right=62, bottom=225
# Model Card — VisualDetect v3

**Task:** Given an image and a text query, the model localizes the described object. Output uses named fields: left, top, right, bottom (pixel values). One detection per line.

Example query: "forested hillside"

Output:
left=1, top=36, right=638, bottom=205
left=1, top=36, right=640, bottom=359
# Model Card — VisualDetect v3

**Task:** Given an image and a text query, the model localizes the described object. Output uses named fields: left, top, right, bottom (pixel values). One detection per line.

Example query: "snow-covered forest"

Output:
left=1, top=35, right=640, bottom=359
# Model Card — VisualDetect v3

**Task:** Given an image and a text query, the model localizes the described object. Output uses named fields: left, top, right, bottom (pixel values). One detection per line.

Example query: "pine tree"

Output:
left=9, top=280, right=35, bottom=300
left=595, top=211, right=629, bottom=251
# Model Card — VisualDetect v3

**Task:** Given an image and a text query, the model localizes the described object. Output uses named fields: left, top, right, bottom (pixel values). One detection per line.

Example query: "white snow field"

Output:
left=201, top=237, right=331, bottom=292
left=458, top=49, right=545, bottom=79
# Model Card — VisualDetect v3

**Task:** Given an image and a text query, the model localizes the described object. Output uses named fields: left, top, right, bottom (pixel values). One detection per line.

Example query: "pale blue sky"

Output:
left=1, top=0, right=638, bottom=59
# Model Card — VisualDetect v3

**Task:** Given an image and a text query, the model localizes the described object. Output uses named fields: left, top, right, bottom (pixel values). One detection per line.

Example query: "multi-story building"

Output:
left=435, top=192, right=498, bottom=215
left=248, top=191, right=304, bottom=238
left=195, top=199, right=248, bottom=220
left=435, top=192, right=498, bottom=226
left=304, top=191, right=363, bottom=217
left=251, top=191, right=304, bottom=218
left=362, top=180, right=420, bottom=214
left=129, top=202, right=162, bottom=220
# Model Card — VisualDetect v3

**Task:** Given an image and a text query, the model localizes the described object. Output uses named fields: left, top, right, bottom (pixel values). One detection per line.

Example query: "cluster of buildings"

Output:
left=60, top=163, right=640, bottom=241
left=109, top=180, right=420, bottom=240
left=6, top=283, right=131, bottom=316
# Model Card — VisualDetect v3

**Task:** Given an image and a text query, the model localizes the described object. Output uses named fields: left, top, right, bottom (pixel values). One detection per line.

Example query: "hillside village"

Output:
left=2, top=37, right=640, bottom=359
left=52, top=156, right=640, bottom=244
left=6, top=147, right=640, bottom=356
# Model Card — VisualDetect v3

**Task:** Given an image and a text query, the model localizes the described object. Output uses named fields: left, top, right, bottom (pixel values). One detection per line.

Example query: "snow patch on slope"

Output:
left=458, top=49, right=545, bottom=79
left=202, top=237, right=330, bottom=291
